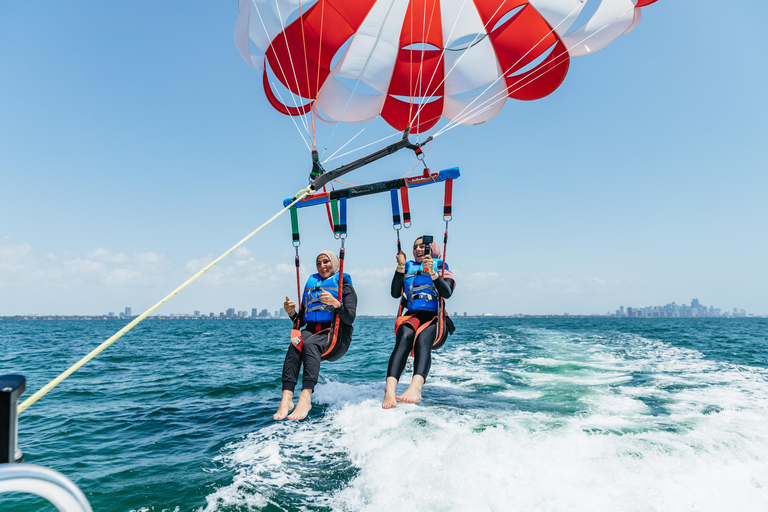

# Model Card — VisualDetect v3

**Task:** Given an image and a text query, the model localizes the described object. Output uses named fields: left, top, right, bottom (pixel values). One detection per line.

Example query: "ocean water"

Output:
left=1, top=317, right=768, bottom=511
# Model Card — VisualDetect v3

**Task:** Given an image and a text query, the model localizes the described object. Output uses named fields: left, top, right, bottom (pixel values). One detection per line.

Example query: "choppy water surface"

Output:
left=1, top=318, right=767, bottom=511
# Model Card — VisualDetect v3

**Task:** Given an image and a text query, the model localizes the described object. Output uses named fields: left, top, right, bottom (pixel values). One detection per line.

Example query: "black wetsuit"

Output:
left=387, top=271, right=455, bottom=381
left=282, top=282, right=357, bottom=392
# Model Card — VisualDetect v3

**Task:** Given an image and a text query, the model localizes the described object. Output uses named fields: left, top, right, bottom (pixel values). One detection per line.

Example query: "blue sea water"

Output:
left=1, top=317, right=768, bottom=511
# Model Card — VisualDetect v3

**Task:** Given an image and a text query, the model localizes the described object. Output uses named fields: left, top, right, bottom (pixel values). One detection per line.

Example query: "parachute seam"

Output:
left=410, top=0, right=510, bottom=129
left=249, top=0, right=312, bottom=142
left=320, top=0, right=401, bottom=161
left=434, top=3, right=637, bottom=136
left=295, top=0, right=315, bottom=146
left=272, top=0, right=314, bottom=136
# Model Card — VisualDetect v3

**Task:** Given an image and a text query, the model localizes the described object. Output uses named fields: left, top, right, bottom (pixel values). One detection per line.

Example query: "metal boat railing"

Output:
left=0, top=464, right=93, bottom=512
left=1, top=374, right=92, bottom=512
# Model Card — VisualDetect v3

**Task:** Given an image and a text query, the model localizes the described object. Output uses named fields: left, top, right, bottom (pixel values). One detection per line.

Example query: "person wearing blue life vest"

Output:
left=382, top=236, right=455, bottom=409
left=274, top=250, right=357, bottom=420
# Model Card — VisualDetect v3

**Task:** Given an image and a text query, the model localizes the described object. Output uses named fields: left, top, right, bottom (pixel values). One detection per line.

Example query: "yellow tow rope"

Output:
left=18, top=188, right=312, bottom=414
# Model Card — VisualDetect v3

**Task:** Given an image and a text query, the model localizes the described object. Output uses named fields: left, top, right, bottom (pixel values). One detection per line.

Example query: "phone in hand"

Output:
left=422, top=235, right=433, bottom=256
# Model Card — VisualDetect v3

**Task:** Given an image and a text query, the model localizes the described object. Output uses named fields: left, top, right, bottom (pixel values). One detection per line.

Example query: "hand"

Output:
left=283, top=296, right=296, bottom=316
left=319, top=291, right=341, bottom=309
left=396, top=251, right=407, bottom=266
left=421, top=255, right=434, bottom=274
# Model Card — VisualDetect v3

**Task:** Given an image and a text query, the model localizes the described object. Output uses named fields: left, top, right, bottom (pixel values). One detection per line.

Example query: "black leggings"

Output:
left=386, top=315, right=437, bottom=381
left=281, top=328, right=330, bottom=392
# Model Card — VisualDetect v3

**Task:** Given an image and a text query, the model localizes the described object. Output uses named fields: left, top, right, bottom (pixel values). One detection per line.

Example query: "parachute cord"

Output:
left=319, top=0, right=400, bottom=161
left=433, top=3, right=638, bottom=138
left=313, top=0, right=327, bottom=147
left=271, top=83, right=312, bottom=152
left=272, top=0, right=313, bottom=137
left=413, top=0, right=582, bottom=131
left=409, top=0, right=504, bottom=125
left=322, top=121, right=375, bottom=164
left=322, top=131, right=401, bottom=166
left=295, top=0, right=315, bottom=147
left=249, top=0, right=312, bottom=143
left=17, top=187, right=313, bottom=415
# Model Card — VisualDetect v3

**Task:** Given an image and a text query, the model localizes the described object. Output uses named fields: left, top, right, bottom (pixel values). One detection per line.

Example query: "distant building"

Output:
left=237, top=310, right=248, bottom=318
left=275, top=310, right=280, bottom=317
left=125, top=307, right=132, bottom=317
left=226, top=308, right=235, bottom=318
left=259, top=309, right=270, bottom=317
left=193, top=310, right=200, bottom=317
left=252, top=308, right=259, bottom=318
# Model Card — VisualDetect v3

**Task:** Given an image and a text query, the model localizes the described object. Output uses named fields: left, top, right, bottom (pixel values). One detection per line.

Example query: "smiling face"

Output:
left=412, top=238, right=426, bottom=263
left=316, top=254, right=335, bottom=279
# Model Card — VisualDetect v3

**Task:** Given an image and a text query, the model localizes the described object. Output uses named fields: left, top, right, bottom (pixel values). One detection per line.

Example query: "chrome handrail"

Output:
left=0, top=463, right=92, bottom=512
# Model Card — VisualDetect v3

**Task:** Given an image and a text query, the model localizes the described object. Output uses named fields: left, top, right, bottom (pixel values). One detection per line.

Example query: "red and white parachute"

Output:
left=235, top=0, right=659, bottom=136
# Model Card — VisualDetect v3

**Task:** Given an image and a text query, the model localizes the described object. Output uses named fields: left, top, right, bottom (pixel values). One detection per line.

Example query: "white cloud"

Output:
left=0, top=238, right=650, bottom=316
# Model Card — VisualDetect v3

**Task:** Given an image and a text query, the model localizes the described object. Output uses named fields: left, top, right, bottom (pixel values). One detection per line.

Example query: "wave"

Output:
left=204, top=326, right=768, bottom=511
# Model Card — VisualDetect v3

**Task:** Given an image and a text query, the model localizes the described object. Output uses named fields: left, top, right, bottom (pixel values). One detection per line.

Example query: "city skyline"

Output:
left=2, top=298, right=764, bottom=319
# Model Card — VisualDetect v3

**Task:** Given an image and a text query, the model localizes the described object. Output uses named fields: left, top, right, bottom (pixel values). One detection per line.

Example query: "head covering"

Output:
left=414, top=237, right=455, bottom=281
left=316, top=250, right=340, bottom=274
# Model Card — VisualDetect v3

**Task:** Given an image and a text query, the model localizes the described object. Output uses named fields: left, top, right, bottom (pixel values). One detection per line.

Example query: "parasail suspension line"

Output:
left=319, top=0, right=401, bottom=160
left=17, top=187, right=313, bottom=415
left=433, top=2, right=636, bottom=138
left=250, top=0, right=312, bottom=139
left=442, top=178, right=454, bottom=276
left=390, top=189, right=403, bottom=253
left=330, top=198, right=340, bottom=234
left=400, top=186, right=412, bottom=228
left=272, top=0, right=313, bottom=136
left=323, top=121, right=377, bottom=164
left=290, top=205, right=304, bottom=329
left=323, top=131, right=401, bottom=166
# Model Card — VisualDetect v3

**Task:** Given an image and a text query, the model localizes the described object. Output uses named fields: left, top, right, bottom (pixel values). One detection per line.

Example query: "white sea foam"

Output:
left=205, top=327, right=768, bottom=511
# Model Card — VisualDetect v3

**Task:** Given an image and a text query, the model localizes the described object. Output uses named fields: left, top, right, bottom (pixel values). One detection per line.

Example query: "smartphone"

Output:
left=422, top=235, right=433, bottom=255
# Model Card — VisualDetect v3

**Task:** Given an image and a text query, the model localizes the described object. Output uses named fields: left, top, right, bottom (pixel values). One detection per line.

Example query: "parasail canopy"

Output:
left=235, top=0, right=659, bottom=137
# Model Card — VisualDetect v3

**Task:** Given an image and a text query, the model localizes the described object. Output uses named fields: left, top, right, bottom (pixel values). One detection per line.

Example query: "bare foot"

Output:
left=288, top=390, right=312, bottom=420
left=273, top=391, right=294, bottom=420
left=382, top=377, right=398, bottom=409
left=396, top=375, right=425, bottom=404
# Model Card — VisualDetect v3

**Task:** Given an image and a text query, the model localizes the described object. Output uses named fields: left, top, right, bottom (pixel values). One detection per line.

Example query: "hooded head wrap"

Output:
left=316, top=250, right=340, bottom=275
left=414, top=237, right=455, bottom=281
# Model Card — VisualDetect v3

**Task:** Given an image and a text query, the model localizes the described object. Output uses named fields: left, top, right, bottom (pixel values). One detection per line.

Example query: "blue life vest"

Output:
left=302, top=272, right=353, bottom=323
left=403, top=259, right=446, bottom=312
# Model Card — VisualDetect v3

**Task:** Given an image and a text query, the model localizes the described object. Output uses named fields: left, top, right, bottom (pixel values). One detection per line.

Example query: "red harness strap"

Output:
left=394, top=300, right=445, bottom=350
left=321, top=247, right=345, bottom=358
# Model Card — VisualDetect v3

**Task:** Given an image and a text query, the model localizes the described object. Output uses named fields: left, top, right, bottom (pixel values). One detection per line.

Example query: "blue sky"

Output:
left=1, top=1, right=766, bottom=316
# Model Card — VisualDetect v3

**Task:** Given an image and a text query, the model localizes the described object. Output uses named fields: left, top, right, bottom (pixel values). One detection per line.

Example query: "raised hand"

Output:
left=319, top=291, right=341, bottom=309
left=283, top=296, right=296, bottom=316
left=421, top=255, right=434, bottom=274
